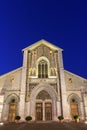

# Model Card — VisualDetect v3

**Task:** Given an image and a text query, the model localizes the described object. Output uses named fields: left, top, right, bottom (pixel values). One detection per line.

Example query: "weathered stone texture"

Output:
left=0, top=40, right=87, bottom=121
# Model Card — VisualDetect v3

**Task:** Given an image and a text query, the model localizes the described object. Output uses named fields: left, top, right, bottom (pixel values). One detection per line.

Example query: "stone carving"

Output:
left=29, top=83, right=39, bottom=93
left=29, top=78, right=57, bottom=84
left=36, top=90, right=51, bottom=100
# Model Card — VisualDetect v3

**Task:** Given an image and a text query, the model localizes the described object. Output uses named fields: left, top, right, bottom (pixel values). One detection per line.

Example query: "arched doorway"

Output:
left=2, top=94, right=19, bottom=121
left=30, top=84, right=57, bottom=121
left=69, top=94, right=80, bottom=119
left=70, top=98, right=79, bottom=118
left=36, top=90, right=52, bottom=121
left=8, top=99, right=17, bottom=121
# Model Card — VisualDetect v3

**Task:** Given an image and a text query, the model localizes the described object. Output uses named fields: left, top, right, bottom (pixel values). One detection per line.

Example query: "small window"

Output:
left=72, top=99, right=75, bottom=103
left=68, top=78, right=72, bottom=83
left=11, top=99, right=15, bottom=103
left=70, top=98, right=77, bottom=103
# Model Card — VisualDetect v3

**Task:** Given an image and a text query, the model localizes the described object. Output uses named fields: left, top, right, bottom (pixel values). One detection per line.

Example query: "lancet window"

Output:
left=38, top=60, right=48, bottom=78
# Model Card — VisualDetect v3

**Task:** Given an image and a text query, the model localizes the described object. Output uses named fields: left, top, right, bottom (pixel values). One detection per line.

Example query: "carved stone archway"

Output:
left=2, top=94, right=19, bottom=121
left=36, top=90, right=52, bottom=121
left=30, top=83, right=57, bottom=121
left=67, top=93, right=81, bottom=119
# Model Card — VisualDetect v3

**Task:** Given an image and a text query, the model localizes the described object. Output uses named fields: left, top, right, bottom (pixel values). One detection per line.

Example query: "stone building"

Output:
left=0, top=39, right=87, bottom=121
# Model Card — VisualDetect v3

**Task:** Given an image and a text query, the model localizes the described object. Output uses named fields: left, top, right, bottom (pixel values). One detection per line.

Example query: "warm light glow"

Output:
left=84, top=120, right=87, bottom=124
left=10, top=77, right=14, bottom=82
left=50, top=51, right=52, bottom=55
left=34, top=50, right=36, bottom=55
left=68, top=78, right=72, bottom=83
left=0, top=122, right=4, bottom=125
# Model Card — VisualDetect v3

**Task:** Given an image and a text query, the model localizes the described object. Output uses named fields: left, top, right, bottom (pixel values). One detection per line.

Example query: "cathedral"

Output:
left=0, top=39, right=87, bottom=122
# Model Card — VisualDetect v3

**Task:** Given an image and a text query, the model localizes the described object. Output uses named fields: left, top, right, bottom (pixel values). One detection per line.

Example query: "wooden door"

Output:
left=45, top=103, right=52, bottom=120
left=36, top=103, right=43, bottom=120
left=70, top=103, right=79, bottom=118
left=8, top=103, right=16, bottom=121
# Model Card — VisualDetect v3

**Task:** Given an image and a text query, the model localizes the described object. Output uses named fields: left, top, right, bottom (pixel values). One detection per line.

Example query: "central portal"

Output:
left=36, top=90, right=52, bottom=121
left=36, top=102, right=52, bottom=121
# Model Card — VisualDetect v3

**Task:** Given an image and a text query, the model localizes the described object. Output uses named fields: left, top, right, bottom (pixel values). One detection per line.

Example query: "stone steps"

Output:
left=0, top=121, right=87, bottom=130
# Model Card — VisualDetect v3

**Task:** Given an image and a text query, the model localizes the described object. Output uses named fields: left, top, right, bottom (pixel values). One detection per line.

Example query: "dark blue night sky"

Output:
left=0, top=0, right=87, bottom=79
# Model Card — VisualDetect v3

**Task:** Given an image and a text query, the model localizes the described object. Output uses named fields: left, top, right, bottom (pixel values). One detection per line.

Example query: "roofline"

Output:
left=64, top=69, right=87, bottom=80
left=0, top=67, right=22, bottom=78
left=22, top=39, right=63, bottom=52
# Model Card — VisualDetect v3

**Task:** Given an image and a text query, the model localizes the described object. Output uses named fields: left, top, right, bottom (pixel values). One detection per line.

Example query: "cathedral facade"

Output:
left=0, top=40, right=87, bottom=121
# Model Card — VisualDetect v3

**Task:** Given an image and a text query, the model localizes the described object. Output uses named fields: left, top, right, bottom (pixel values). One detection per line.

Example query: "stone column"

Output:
left=57, top=101, right=61, bottom=116
left=0, top=95, right=4, bottom=121
left=80, top=101, right=85, bottom=120
left=58, top=50, right=69, bottom=119
left=43, top=101, right=45, bottom=121
left=30, top=100, right=35, bottom=120
left=26, top=51, right=32, bottom=101
left=26, top=52, right=29, bottom=101
left=54, top=52, right=60, bottom=101
left=52, top=100, right=57, bottom=120
left=25, top=102, right=29, bottom=117
left=82, top=93, right=87, bottom=119
left=19, top=50, right=28, bottom=120
left=85, top=107, right=87, bottom=119
left=31, top=51, right=34, bottom=68
left=1, top=103, right=9, bottom=121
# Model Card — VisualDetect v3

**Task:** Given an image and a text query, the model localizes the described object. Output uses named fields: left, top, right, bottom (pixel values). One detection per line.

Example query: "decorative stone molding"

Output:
left=4, top=93, right=20, bottom=104
left=29, top=78, right=57, bottom=84
left=67, top=93, right=81, bottom=104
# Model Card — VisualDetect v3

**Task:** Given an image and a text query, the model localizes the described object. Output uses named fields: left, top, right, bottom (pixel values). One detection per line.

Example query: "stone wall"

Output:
left=64, top=70, right=87, bottom=119
left=0, top=68, right=22, bottom=120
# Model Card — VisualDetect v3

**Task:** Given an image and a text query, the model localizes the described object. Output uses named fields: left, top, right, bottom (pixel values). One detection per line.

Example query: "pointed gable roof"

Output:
left=22, top=39, right=63, bottom=51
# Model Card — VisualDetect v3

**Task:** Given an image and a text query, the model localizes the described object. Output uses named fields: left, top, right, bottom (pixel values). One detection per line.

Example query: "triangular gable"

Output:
left=22, top=39, right=63, bottom=51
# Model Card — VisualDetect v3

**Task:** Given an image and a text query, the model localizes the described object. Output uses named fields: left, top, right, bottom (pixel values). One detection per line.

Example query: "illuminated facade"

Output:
left=0, top=39, right=87, bottom=121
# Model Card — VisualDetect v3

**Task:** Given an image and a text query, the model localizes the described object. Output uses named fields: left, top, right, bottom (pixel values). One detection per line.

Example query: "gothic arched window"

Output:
left=38, top=60, right=48, bottom=78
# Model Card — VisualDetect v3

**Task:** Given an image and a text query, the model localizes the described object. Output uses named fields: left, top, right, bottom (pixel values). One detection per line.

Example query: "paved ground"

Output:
left=0, top=121, right=87, bottom=130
